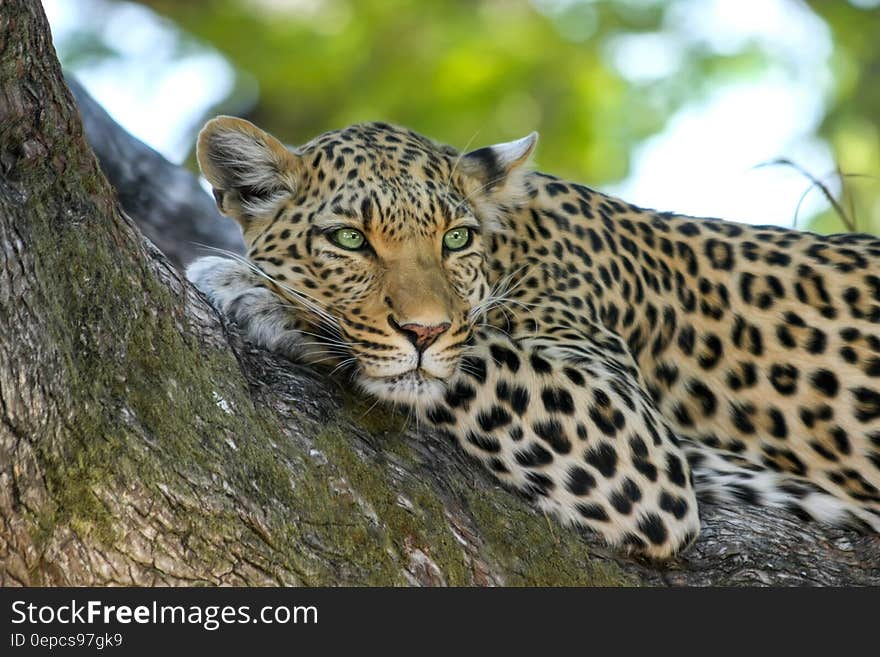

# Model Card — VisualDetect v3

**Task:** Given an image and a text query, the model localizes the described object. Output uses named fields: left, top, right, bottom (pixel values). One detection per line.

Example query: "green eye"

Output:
left=330, top=228, right=366, bottom=250
left=443, top=227, right=472, bottom=251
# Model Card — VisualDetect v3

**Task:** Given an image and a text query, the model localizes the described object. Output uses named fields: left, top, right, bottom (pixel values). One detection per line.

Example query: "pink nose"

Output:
left=390, top=317, right=451, bottom=352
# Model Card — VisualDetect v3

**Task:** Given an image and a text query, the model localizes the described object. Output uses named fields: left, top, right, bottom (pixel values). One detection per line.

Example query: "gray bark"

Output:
left=65, top=76, right=244, bottom=268
left=1, top=0, right=878, bottom=586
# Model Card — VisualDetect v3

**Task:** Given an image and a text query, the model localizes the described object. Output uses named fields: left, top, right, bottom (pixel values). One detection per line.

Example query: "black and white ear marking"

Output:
left=457, top=132, right=538, bottom=232
left=462, top=132, right=538, bottom=188
left=197, top=116, right=302, bottom=227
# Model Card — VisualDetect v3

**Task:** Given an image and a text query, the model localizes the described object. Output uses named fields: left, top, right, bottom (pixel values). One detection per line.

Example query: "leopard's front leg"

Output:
left=422, top=326, right=701, bottom=558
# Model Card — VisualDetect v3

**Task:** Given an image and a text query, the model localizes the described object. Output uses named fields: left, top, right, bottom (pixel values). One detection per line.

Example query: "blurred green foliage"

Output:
left=806, top=0, right=880, bottom=234
left=100, top=0, right=880, bottom=232
left=137, top=0, right=768, bottom=179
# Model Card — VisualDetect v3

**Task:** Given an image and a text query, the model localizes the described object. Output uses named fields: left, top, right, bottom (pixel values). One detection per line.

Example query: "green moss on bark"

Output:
left=340, top=387, right=411, bottom=438
left=460, top=485, right=638, bottom=586
left=310, top=426, right=472, bottom=585
left=21, top=187, right=296, bottom=571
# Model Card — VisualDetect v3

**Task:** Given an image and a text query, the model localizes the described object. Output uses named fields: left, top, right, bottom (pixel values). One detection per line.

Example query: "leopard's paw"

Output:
left=187, top=256, right=312, bottom=362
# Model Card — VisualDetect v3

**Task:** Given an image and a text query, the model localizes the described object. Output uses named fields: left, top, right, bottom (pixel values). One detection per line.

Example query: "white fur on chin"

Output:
left=357, top=371, right=446, bottom=406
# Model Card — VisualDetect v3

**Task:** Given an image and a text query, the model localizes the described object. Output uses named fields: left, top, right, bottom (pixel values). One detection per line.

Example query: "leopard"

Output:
left=187, top=115, right=880, bottom=558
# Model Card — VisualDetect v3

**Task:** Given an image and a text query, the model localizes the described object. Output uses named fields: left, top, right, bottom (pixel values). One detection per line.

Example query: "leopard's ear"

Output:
left=459, top=132, right=538, bottom=231
left=461, top=133, right=538, bottom=188
left=197, top=116, right=302, bottom=230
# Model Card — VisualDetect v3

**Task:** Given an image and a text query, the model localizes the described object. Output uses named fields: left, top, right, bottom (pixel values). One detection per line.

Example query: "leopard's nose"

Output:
left=388, top=316, right=451, bottom=352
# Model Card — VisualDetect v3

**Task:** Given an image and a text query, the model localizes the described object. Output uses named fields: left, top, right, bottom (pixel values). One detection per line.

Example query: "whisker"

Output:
left=329, top=358, right=359, bottom=377
left=443, top=128, right=483, bottom=199
left=308, top=354, right=349, bottom=365
left=358, top=394, right=385, bottom=422
left=195, top=244, right=343, bottom=330
left=450, top=176, right=507, bottom=216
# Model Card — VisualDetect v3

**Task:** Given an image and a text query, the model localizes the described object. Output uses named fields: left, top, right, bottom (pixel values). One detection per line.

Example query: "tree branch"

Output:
left=65, top=76, right=244, bottom=268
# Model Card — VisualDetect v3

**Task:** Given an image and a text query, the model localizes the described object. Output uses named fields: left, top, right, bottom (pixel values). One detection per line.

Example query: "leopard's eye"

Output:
left=443, top=227, right=472, bottom=251
left=330, top=228, right=366, bottom=250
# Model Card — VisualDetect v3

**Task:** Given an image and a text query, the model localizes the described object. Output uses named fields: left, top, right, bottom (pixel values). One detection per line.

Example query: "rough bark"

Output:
left=1, top=0, right=878, bottom=587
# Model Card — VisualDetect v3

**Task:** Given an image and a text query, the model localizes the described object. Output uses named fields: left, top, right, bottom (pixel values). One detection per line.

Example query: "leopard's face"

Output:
left=251, top=171, right=488, bottom=403
left=197, top=118, right=535, bottom=403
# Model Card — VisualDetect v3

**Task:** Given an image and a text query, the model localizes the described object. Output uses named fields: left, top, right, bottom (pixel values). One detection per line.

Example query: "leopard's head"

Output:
left=197, top=117, right=536, bottom=403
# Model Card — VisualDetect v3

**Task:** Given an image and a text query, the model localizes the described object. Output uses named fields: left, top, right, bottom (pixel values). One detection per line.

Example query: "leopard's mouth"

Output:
left=382, top=369, right=442, bottom=383
left=356, top=368, right=447, bottom=405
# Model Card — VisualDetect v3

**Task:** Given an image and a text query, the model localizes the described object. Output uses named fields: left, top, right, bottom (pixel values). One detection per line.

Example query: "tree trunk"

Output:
left=1, top=0, right=878, bottom=587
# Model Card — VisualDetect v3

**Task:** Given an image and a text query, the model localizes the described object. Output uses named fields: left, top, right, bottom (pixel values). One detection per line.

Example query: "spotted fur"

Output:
left=188, top=116, right=880, bottom=558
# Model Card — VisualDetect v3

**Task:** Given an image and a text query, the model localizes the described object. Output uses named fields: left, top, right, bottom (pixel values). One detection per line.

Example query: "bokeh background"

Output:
left=46, top=0, right=880, bottom=234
